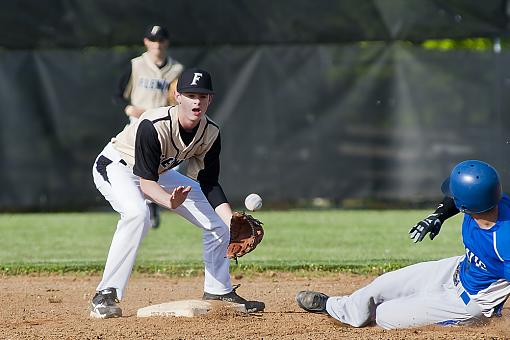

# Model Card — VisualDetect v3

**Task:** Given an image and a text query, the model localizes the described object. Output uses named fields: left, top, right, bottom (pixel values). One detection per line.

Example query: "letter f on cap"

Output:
left=191, top=73, right=203, bottom=85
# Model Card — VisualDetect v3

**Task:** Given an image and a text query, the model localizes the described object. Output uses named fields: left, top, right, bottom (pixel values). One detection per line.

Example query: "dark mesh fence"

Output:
left=1, top=1, right=509, bottom=210
left=0, top=0, right=507, bottom=48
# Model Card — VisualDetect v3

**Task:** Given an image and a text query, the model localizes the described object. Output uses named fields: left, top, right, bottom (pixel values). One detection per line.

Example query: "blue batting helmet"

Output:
left=441, top=160, right=502, bottom=214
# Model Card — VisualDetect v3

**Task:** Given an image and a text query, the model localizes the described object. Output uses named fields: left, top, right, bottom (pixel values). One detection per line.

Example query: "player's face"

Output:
left=144, top=38, right=169, bottom=59
left=176, top=92, right=212, bottom=124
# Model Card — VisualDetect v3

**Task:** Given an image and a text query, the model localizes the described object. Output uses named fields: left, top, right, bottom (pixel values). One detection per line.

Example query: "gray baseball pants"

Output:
left=326, top=256, right=484, bottom=329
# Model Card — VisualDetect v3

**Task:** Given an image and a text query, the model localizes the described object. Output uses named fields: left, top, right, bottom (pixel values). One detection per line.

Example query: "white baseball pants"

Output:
left=326, top=256, right=484, bottom=329
left=92, top=143, right=232, bottom=299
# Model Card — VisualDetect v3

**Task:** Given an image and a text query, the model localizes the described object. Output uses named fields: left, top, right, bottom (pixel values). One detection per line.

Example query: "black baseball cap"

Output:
left=177, top=68, right=214, bottom=94
left=144, top=25, right=169, bottom=42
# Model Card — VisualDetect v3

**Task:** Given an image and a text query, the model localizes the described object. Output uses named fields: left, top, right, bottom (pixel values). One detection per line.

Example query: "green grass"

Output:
left=0, top=210, right=465, bottom=275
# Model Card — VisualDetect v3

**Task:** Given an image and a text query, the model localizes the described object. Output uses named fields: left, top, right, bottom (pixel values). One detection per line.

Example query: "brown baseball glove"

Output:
left=227, top=211, right=264, bottom=260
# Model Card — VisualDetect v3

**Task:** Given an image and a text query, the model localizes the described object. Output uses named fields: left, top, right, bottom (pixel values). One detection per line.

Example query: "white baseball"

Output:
left=245, top=193, right=263, bottom=211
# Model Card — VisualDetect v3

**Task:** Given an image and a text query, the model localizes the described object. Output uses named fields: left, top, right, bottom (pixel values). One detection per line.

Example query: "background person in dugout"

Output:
left=113, top=24, right=183, bottom=229
left=91, top=68, right=264, bottom=319
left=296, top=160, right=510, bottom=329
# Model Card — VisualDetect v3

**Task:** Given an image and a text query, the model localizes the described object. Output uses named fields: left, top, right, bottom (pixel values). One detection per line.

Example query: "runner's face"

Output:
left=176, top=92, right=212, bottom=123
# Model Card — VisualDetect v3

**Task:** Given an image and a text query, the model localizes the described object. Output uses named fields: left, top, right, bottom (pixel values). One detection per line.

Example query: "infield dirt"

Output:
left=1, top=272, right=509, bottom=339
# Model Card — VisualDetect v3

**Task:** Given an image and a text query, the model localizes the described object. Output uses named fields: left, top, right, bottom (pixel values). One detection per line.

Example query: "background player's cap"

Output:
left=144, top=25, right=169, bottom=42
left=177, top=68, right=214, bottom=94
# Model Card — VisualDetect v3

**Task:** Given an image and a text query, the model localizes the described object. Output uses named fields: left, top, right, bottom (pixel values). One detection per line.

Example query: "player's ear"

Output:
left=208, top=94, right=214, bottom=104
left=174, top=91, right=182, bottom=105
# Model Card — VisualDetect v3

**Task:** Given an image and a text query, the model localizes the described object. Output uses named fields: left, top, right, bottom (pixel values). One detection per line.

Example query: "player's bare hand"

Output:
left=125, top=105, right=146, bottom=118
left=409, top=214, right=443, bottom=243
left=169, top=186, right=192, bottom=209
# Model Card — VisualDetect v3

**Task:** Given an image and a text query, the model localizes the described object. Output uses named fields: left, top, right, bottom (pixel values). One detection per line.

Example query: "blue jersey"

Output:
left=459, top=194, right=510, bottom=315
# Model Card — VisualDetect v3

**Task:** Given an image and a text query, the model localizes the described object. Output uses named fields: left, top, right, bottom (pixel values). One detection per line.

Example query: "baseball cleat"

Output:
left=90, top=288, right=122, bottom=319
left=296, top=291, right=329, bottom=314
left=203, top=285, right=265, bottom=313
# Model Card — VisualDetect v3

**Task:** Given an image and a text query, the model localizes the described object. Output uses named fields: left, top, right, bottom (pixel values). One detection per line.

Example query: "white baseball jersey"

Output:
left=112, top=105, right=219, bottom=181
left=121, top=53, right=183, bottom=123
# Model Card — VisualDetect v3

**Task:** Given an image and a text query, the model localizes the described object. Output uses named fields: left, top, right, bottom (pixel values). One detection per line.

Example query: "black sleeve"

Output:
left=197, top=133, right=228, bottom=209
left=133, top=120, right=161, bottom=181
left=112, top=63, right=132, bottom=109
left=434, top=196, right=460, bottom=222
